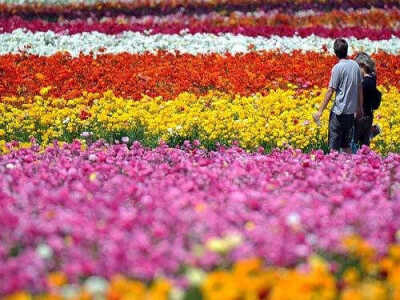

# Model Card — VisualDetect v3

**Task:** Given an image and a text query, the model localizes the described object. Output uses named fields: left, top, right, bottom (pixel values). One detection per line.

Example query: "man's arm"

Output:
left=313, top=87, right=335, bottom=124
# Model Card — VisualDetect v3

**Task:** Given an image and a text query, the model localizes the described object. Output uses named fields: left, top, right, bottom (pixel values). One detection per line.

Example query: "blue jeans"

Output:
left=350, top=126, right=359, bottom=154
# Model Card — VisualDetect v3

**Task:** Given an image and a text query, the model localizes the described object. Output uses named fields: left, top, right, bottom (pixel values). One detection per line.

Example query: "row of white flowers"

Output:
left=2, top=29, right=399, bottom=56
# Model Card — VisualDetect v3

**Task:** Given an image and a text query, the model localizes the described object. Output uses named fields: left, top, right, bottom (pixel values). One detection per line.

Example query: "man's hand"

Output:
left=313, top=88, right=334, bottom=126
left=313, top=111, right=322, bottom=126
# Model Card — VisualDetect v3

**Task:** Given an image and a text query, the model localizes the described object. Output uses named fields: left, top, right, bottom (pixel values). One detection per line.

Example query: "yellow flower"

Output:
left=388, top=265, right=400, bottom=286
left=40, top=86, right=52, bottom=96
left=48, top=271, right=68, bottom=288
left=359, top=281, right=387, bottom=300
left=89, top=173, right=97, bottom=181
left=3, top=292, right=31, bottom=300
left=341, top=288, right=362, bottom=300
left=206, top=238, right=229, bottom=254
left=343, top=268, right=360, bottom=286
left=342, top=235, right=376, bottom=263
left=389, top=245, right=400, bottom=261
left=147, top=279, right=172, bottom=300
left=269, top=268, right=336, bottom=300
left=108, top=275, right=147, bottom=300
left=206, top=233, right=242, bottom=254
left=35, top=294, right=63, bottom=300
left=233, top=258, right=276, bottom=296
left=202, top=271, right=240, bottom=300
left=245, top=221, right=255, bottom=231
left=1, top=86, right=399, bottom=152
left=380, top=257, right=395, bottom=274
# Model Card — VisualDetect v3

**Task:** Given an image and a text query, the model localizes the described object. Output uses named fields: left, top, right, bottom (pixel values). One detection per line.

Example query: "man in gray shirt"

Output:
left=313, top=39, right=364, bottom=153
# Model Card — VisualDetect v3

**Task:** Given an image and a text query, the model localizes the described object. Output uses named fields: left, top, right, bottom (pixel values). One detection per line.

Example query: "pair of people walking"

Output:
left=313, top=38, right=381, bottom=153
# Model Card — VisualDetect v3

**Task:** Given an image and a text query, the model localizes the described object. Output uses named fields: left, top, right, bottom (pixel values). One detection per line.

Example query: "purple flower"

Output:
left=0, top=143, right=399, bottom=295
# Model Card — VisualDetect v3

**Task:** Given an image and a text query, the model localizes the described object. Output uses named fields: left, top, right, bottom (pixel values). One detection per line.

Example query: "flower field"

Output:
left=1, top=0, right=400, bottom=299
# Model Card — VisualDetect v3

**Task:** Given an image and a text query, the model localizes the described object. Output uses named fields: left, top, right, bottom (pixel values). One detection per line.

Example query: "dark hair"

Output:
left=334, top=39, right=348, bottom=59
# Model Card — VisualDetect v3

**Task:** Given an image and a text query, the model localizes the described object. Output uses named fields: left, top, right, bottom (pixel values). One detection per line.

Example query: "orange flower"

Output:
left=48, top=272, right=67, bottom=288
left=0, top=52, right=398, bottom=101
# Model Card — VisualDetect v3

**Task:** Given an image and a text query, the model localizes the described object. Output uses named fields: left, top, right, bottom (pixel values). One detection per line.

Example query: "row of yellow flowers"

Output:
left=1, top=86, right=399, bottom=153
left=5, top=236, right=400, bottom=300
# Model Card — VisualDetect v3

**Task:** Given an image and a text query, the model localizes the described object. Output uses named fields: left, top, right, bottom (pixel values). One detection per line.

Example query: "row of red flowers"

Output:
left=0, top=0, right=399, bottom=19
left=0, top=51, right=399, bottom=100
left=1, top=16, right=399, bottom=40
left=3, top=8, right=400, bottom=30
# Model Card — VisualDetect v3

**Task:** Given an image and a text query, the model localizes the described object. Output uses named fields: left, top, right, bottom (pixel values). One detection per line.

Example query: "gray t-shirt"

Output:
left=329, top=59, right=362, bottom=115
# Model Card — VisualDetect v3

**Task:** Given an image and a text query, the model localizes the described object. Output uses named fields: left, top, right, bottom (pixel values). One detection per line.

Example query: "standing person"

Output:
left=313, top=38, right=364, bottom=153
left=354, top=52, right=381, bottom=147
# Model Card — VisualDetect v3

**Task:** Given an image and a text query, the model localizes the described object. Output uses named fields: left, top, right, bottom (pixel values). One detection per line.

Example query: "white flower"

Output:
left=84, top=276, right=109, bottom=297
left=232, top=43, right=247, bottom=53
left=170, top=287, right=184, bottom=300
left=80, top=131, right=92, bottom=138
left=63, top=117, right=70, bottom=124
left=88, top=154, right=97, bottom=161
left=60, top=284, right=80, bottom=300
left=36, top=243, right=53, bottom=259
left=0, top=29, right=398, bottom=57
left=224, top=233, right=243, bottom=248
left=185, top=268, right=206, bottom=285
left=179, top=28, right=190, bottom=35
left=6, top=163, right=15, bottom=169
left=286, top=212, right=301, bottom=227
left=121, top=136, right=129, bottom=143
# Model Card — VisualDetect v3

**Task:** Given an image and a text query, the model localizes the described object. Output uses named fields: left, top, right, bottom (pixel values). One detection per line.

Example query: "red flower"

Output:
left=80, top=110, right=91, bottom=120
